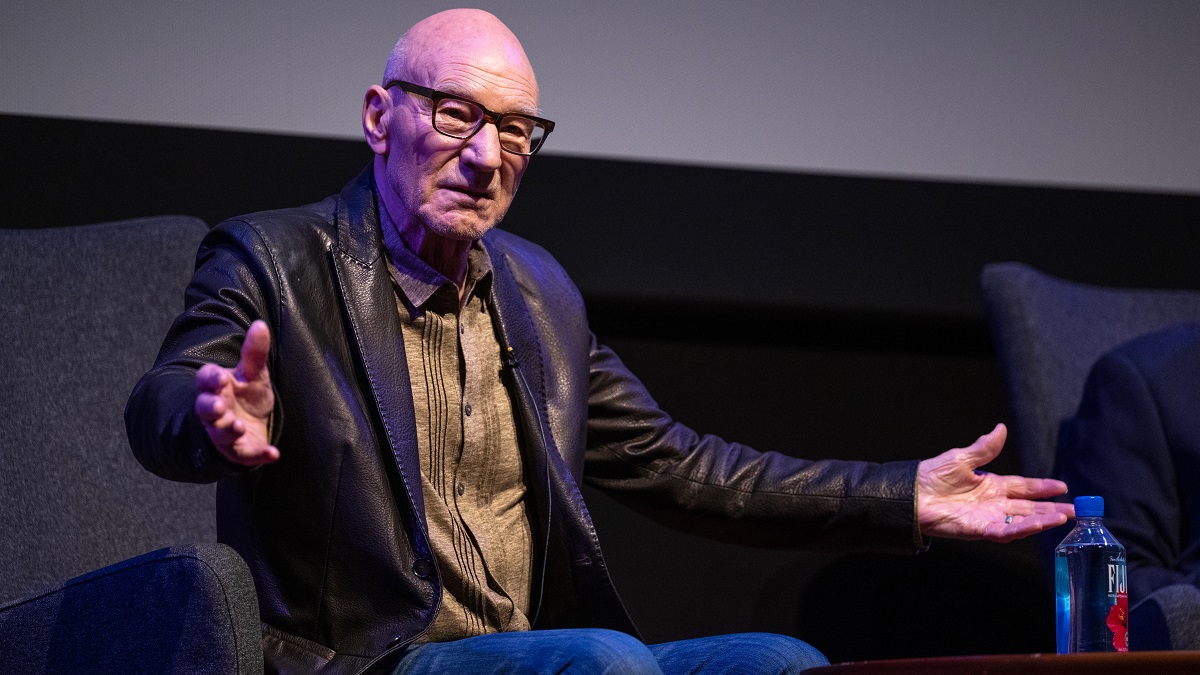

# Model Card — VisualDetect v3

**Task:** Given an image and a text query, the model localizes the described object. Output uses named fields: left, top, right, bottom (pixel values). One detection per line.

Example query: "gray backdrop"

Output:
left=3, top=0, right=1198, bottom=194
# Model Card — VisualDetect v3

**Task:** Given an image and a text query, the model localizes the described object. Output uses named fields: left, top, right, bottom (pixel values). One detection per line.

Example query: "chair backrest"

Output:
left=980, top=262, right=1200, bottom=480
left=0, top=216, right=214, bottom=603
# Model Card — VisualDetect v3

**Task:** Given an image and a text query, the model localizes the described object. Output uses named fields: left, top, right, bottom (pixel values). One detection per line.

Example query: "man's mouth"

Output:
left=441, top=185, right=491, bottom=200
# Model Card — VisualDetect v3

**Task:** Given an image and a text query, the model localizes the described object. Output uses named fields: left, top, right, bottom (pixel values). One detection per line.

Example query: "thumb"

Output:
left=960, top=423, right=1006, bottom=470
left=236, top=320, right=272, bottom=382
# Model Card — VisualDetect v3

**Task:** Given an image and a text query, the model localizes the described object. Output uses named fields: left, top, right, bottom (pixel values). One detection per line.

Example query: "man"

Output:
left=1056, top=323, right=1200, bottom=649
left=126, top=9, right=1072, bottom=674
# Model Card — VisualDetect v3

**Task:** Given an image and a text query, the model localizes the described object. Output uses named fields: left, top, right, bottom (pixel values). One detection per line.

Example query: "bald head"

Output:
left=384, top=9, right=538, bottom=103
left=363, top=9, right=543, bottom=255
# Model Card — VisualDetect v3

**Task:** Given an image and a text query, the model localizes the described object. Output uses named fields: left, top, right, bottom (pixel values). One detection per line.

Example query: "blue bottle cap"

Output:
left=1074, top=495, right=1104, bottom=517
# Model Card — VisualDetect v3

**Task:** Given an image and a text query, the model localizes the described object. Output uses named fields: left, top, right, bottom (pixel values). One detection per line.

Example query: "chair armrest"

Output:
left=1131, top=582, right=1200, bottom=651
left=0, top=543, right=262, bottom=674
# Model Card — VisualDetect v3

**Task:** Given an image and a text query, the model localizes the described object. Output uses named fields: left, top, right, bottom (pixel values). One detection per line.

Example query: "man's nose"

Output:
left=460, top=122, right=503, bottom=172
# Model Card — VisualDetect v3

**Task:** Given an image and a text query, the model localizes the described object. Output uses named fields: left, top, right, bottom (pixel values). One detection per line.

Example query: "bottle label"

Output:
left=1106, top=562, right=1129, bottom=652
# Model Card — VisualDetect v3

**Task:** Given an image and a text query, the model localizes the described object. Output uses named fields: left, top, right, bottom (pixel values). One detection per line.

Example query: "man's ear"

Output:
left=362, top=85, right=391, bottom=155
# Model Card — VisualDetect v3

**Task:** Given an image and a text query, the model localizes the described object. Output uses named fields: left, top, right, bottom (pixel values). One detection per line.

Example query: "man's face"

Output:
left=381, top=54, right=538, bottom=241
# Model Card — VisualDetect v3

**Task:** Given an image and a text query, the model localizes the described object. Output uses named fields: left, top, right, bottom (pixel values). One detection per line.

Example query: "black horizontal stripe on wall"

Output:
left=4, top=113, right=1197, bottom=355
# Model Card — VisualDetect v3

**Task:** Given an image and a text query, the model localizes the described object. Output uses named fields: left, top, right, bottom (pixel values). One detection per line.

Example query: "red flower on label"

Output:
left=1107, top=593, right=1129, bottom=652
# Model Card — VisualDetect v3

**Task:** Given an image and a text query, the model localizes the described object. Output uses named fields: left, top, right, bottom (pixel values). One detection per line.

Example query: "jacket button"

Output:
left=413, top=558, right=433, bottom=579
left=388, top=636, right=404, bottom=648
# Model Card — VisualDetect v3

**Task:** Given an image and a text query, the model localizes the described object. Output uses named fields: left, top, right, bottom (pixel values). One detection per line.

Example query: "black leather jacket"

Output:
left=126, top=168, right=922, bottom=674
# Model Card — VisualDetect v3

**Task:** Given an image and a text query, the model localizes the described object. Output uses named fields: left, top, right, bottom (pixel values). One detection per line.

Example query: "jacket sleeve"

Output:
left=1056, top=350, right=1198, bottom=603
left=124, top=220, right=281, bottom=484
left=582, top=334, right=923, bottom=554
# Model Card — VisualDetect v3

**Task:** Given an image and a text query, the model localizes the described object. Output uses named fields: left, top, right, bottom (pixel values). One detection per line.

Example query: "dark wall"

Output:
left=5, top=113, right=1199, bottom=661
left=8, top=113, right=1198, bottom=329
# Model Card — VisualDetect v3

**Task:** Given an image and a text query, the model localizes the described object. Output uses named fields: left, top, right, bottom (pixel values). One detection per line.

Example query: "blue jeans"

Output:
left=391, top=629, right=830, bottom=674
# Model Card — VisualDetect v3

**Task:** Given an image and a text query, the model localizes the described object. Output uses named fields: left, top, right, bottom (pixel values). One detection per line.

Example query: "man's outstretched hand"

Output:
left=917, top=423, right=1073, bottom=543
left=194, top=320, right=280, bottom=466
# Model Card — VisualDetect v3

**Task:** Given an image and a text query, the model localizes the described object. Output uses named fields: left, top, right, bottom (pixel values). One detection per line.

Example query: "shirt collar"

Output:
left=377, top=193, right=493, bottom=314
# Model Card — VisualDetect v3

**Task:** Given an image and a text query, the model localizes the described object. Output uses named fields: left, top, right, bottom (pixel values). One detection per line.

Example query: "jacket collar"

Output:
left=329, top=166, right=430, bottom=543
left=334, top=165, right=384, bottom=266
left=326, top=165, right=560, bottom=530
left=332, top=164, right=558, bottom=459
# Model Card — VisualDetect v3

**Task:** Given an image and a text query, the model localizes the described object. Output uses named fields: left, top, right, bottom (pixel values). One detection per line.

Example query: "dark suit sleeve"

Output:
left=1056, top=351, right=1196, bottom=603
left=124, top=220, right=280, bottom=484
left=582, top=334, right=922, bottom=554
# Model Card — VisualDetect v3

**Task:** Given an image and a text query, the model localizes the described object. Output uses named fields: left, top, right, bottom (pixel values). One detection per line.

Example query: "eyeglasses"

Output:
left=385, top=80, right=555, bottom=156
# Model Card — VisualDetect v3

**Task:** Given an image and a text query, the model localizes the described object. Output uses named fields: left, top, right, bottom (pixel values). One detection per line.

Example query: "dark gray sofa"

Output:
left=0, top=217, right=262, bottom=674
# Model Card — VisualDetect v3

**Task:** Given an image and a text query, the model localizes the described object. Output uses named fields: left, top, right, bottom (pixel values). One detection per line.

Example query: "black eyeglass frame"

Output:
left=384, top=79, right=555, bottom=156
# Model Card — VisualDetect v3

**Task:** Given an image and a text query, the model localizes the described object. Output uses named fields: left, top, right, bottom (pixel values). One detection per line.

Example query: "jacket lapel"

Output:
left=486, top=245, right=561, bottom=620
left=488, top=243, right=637, bottom=634
left=486, top=243, right=556, bottom=465
left=328, top=168, right=427, bottom=527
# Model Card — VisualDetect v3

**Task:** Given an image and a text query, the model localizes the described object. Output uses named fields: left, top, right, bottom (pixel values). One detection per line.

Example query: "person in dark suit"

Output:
left=1057, top=323, right=1200, bottom=649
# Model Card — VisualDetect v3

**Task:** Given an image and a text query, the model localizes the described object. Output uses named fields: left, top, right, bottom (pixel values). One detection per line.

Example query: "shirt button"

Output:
left=464, top=403, right=473, bottom=416
left=457, top=482, right=465, bottom=496
left=459, top=323, right=465, bottom=335
left=412, top=559, right=432, bottom=579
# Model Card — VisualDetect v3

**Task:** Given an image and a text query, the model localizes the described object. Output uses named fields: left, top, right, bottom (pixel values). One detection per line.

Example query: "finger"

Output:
left=1005, top=500, right=1075, bottom=517
left=1001, top=475, right=1069, bottom=500
left=985, top=509, right=1072, bottom=543
left=194, top=392, right=227, bottom=424
left=236, top=320, right=272, bottom=382
left=229, top=442, right=281, bottom=466
left=196, top=363, right=231, bottom=393
left=958, top=423, right=1006, bottom=469
left=1039, top=501, right=1076, bottom=519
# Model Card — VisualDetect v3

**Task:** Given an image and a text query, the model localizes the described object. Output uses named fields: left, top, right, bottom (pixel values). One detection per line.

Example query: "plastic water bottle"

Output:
left=1055, top=495, right=1128, bottom=653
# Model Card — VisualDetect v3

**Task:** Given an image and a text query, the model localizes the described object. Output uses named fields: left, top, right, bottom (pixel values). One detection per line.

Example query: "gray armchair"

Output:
left=0, top=217, right=262, bottom=673
left=981, top=261, right=1200, bottom=651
